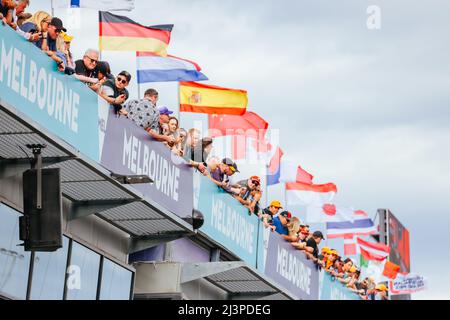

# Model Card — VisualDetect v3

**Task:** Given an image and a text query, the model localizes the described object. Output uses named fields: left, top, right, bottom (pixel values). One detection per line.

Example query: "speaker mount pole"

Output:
left=26, top=144, right=47, bottom=210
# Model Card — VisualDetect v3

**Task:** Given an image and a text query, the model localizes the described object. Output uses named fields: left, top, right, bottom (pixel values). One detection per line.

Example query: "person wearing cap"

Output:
left=302, top=230, right=324, bottom=262
left=125, top=89, right=173, bottom=143
left=60, top=31, right=75, bottom=69
left=260, top=200, right=283, bottom=230
left=40, top=17, right=66, bottom=53
left=324, top=248, right=338, bottom=270
left=318, top=246, right=331, bottom=268
left=232, top=176, right=262, bottom=213
left=100, top=71, right=131, bottom=115
left=207, top=157, right=239, bottom=191
left=272, top=210, right=291, bottom=236
left=369, top=283, right=388, bottom=300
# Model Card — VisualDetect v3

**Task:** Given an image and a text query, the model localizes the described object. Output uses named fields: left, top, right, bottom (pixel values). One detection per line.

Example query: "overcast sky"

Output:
left=32, top=0, right=450, bottom=299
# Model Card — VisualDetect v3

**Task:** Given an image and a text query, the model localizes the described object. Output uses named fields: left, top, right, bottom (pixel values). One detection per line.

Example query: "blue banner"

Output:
left=0, top=24, right=100, bottom=160
left=320, top=272, right=362, bottom=300
left=264, top=231, right=320, bottom=300
left=195, top=175, right=259, bottom=267
left=100, top=108, right=193, bottom=219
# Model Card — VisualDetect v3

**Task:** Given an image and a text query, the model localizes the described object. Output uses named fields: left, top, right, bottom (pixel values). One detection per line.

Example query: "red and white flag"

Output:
left=279, top=159, right=314, bottom=184
left=306, top=203, right=353, bottom=223
left=285, top=182, right=337, bottom=207
left=357, top=237, right=390, bottom=262
left=344, top=235, right=358, bottom=256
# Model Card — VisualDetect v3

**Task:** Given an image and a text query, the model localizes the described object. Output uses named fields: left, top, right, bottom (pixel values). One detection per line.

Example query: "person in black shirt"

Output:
left=303, top=231, right=324, bottom=261
left=74, top=49, right=99, bottom=85
left=100, top=71, right=131, bottom=115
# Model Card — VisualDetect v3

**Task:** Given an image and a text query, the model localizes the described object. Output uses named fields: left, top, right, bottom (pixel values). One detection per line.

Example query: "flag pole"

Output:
left=177, top=81, right=181, bottom=120
left=284, top=183, right=287, bottom=212
left=51, top=0, right=55, bottom=16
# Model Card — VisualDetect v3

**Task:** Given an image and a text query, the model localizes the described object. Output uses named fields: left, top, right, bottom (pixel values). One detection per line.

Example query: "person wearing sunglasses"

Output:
left=232, top=176, right=262, bottom=214
left=207, top=157, right=239, bottom=191
left=19, top=11, right=52, bottom=47
left=74, top=49, right=100, bottom=85
left=101, top=71, right=131, bottom=115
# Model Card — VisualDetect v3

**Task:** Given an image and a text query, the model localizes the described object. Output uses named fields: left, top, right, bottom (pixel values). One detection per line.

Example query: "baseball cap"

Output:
left=330, top=249, right=339, bottom=256
left=250, top=175, right=260, bottom=184
left=49, top=17, right=67, bottom=32
left=313, top=230, right=325, bottom=240
left=279, top=211, right=292, bottom=220
left=375, top=284, right=388, bottom=292
left=158, top=106, right=174, bottom=116
left=222, top=158, right=239, bottom=173
left=321, top=246, right=331, bottom=254
left=61, top=31, right=74, bottom=43
left=269, top=200, right=282, bottom=208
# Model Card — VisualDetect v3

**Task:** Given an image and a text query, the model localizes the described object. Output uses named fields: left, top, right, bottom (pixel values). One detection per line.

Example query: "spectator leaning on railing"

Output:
left=185, top=137, right=213, bottom=175
left=0, top=0, right=29, bottom=28
left=272, top=210, right=291, bottom=236
left=284, top=216, right=301, bottom=242
left=231, top=176, right=262, bottom=215
left=207, top=157, right=239, bottom=191
left=75, top=48, right=100, bottom=85
left=260, top=200, right=283, bottom=231
left=100, top=71, right=131, bottom=115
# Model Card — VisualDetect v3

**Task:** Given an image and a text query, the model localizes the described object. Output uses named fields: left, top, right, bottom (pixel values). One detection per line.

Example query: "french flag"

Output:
left=136, top=52, right=208, bottom=83
left=266, top=146, right=283, bottom=185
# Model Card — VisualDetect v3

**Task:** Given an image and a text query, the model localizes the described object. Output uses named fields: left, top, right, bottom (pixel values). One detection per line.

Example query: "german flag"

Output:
left=179, top=82, right=247, bottom=115
left=99, top=11, right=173, bottom=56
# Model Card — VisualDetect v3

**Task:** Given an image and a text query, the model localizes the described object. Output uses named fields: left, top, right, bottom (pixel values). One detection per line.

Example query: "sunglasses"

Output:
left=117, top=77, right=128, bottom=84
left=228, top=165, right=236, bottom=173
left=85, top=56, right=98, bottom=64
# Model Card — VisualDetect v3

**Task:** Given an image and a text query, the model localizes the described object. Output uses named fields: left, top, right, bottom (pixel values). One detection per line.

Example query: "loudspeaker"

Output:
left=19, top=168, right=63, bottom=251
left=182, top=209, right=204, bottom=230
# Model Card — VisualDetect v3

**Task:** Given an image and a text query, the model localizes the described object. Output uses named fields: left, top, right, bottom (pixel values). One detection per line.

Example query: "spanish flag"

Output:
left=179, top=82, right=247, bottom=115
left=99, top=11, right=173, bottom=56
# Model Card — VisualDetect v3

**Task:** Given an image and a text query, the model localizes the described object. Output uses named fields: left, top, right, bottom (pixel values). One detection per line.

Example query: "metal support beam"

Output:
left=129, top=233, right=190, bottom=254
left=68, top=199, right=138, bottom=221
left=0, top=156, right=73, bottom=179
left=181, top=261, right=246, bottom=284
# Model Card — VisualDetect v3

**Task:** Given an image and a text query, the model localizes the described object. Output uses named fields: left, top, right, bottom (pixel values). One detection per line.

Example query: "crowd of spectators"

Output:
left=258, top=199, right=389, bottom=300
left=1, top=2, right=390, bottom=301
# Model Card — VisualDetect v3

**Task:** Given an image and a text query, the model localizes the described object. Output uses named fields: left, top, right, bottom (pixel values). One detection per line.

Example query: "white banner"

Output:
left=390, top=273, right=427, bottom=295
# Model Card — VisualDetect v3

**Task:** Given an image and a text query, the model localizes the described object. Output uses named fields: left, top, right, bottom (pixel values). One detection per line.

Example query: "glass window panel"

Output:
left=65, top=241, right=100, bottom=300
left=100, top=258, right=132, bottom=300
left=30, top=236, right=69, bottom=300
left=0, top=204, right=31, bottom=300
